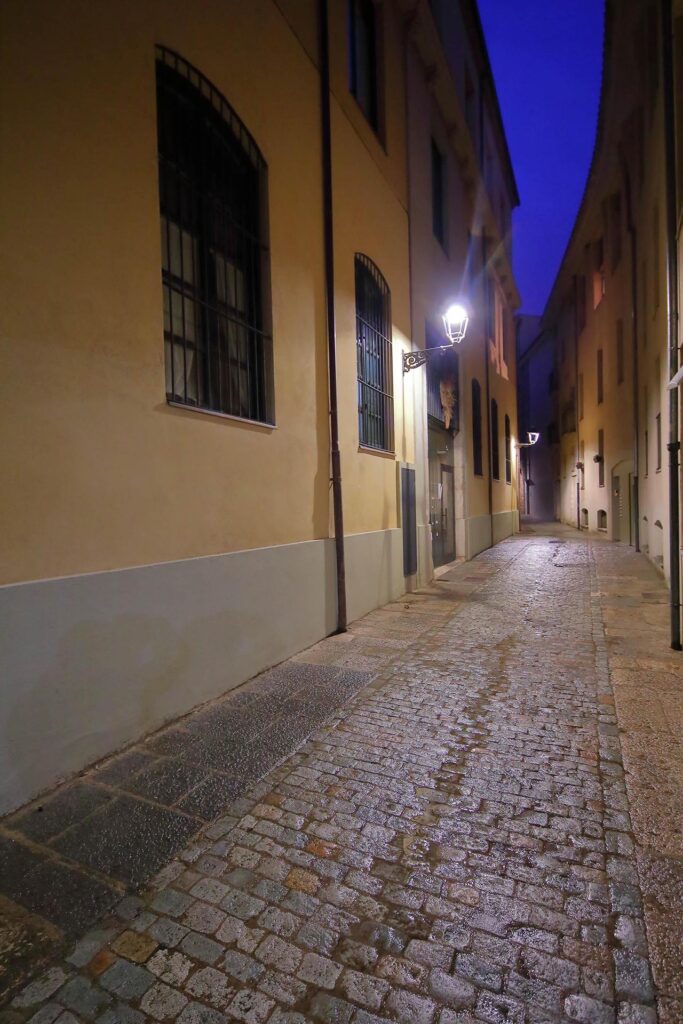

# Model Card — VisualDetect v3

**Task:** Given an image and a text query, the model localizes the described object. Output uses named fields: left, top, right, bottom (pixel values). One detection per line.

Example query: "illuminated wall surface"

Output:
left=0, top=0, right=520, bottom=812
left=541, top=0, right=678, bottom=577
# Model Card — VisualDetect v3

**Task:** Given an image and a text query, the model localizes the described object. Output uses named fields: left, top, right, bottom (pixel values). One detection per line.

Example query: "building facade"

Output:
left=0, top=0, right=520, bottom=814
left=516, top=315, right=558, bottom=521
left=542, top=0, right=679, bottom=580
left=403, top=0, right=520, bottom=572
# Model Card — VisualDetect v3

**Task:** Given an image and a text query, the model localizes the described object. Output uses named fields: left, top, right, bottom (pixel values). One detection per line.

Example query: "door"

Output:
left=613, top=475, right=621, bottom=541
left=440, top=465, right=455, bottom=562
left=430, top=463, right=455, bottom=567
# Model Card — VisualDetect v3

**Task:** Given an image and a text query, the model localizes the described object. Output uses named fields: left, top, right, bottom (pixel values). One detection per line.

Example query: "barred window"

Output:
left=491, top=399, right=500, bottom=479
left=355, top=254, right=394, bottom=452
left=156, top=47, right=273, bottom=423
left=472, top=379, right=483, bottom=476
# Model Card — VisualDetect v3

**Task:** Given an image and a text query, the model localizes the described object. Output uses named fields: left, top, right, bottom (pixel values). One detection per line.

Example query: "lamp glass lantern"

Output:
left=442, top=303, right=469, bottom=345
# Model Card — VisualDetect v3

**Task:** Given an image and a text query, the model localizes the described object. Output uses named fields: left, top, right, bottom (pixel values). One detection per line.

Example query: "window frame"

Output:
left=504, top=414, right=511, bottom=484
left=349, top=0, right=380, bottom=134
left=431, top=137, right=447, bottom=249
left=491, top=399, right=500, bottom=480
left=616, top=319, right=625, bottom=385
left=156, top=47, right=273, bottom=425
left=355, top=253, right=394, bottom=453
left=472, top=379, right=483, bottom=477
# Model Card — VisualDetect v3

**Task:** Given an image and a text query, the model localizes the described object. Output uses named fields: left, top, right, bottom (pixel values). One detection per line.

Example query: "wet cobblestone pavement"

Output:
left=2, top=527, right=682, bottom=1024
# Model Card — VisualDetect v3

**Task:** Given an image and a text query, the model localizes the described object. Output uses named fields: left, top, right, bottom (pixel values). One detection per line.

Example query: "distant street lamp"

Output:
left=403, top=302, right=469, bottom=373
left=514, top=432, right=540, bottom=449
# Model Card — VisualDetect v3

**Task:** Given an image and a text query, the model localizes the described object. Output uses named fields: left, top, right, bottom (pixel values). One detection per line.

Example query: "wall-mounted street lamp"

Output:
left=403, top=303, right=469, bottom=373
left=514, top=432, right=541, bottom=449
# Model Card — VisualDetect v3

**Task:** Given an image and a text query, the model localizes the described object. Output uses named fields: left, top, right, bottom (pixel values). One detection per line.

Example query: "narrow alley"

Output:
left=2, top=527, right=680, bottom=1024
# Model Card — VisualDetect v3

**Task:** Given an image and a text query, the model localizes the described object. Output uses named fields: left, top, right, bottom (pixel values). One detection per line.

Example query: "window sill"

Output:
left=166, top=400, right=276, bottom=430
left=358, top=445, right=395, bottom=460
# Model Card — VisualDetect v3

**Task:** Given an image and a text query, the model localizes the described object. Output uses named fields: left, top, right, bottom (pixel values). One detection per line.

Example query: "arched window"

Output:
left=504, top=414, right=512, bottom=483
left=491, top=399, right=500, bottom=480
left=472, top=379, right=482, bottom=476
left=355, top=254, right=394, bottom=451
left=581, top=508, right=589, bottom=528
left=156, top=47, right=272, bottom=423
left=598, top=509, right=607, bottom=530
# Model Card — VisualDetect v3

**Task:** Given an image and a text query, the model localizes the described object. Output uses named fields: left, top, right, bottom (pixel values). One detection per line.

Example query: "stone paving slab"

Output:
left=2, top=527, right=682, bottom=1024
left=0, top=593, right=460, bottom=999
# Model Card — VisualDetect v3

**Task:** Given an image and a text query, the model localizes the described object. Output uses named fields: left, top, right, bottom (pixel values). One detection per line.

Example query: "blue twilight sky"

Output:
left=477, top=0, right=605, bottom=315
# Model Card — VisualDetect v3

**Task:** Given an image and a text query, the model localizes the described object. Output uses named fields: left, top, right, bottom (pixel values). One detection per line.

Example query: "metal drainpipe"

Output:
left=621, top=157, right=640, bottom=552
left=661, top=0, right=681, bottom=650
left=573, top=276, right=581, bottom=531
left=318, top=0, right=347, bottom=633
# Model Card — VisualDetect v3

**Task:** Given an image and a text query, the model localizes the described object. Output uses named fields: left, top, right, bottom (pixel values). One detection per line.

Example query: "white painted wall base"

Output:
left=0, top=529, right=403, bottom=815
left=460, top=510, right=518, bottom=561
left=465, top=514, right=493, bottom=560
left=344, top=528, right=404, bottom=622
left=492, top=510, right=518, bottom=545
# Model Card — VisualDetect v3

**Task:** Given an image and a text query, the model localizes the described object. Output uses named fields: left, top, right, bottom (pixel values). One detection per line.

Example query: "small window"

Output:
left=597, top=349, right=604, bottom=404
left=349, top=0, right=379, bottom=132
left=426, top=321, right=460, bottom=431
left=491, top=399, right=500, bottom=480
left=355, top=254, right=393, bottom=452
left=616, top=320, right=624, bottom=384
left=598, top=428, right=605, bottom=487
left=598, top=509, right=607, bottom=531
left=577, top=275, right=587, bottom=331
left=464, top=69, right=476, bottom=143
left=593, top=239, right=605, bottom=308
left=472, top=379, right=483, bottom=476
left=504, top=414, right=512, bottom=483
left=656, top=412, right=662, bottom=470
left=157, top=48, right=272, bottom=423
left=581, top=508, right=589, bottom=529
left=431, top=139, right=446, bottom=248
left=642, top=259, right=648, bottom=340
left=610, top=193, right=622, bottom=270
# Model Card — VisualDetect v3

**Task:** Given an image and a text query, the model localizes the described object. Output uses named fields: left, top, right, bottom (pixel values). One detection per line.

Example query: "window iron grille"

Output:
left=472, top=378, right=483, bottom=476
left=156, top=46, right=273, bottom=423
left=355, top=254, right=394, bottom=452
left=491, top=399, right=500, bottom=480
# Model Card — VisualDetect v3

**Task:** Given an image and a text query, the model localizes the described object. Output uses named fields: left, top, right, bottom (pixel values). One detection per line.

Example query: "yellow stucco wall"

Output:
left=0, top=0, right=411, bottom=584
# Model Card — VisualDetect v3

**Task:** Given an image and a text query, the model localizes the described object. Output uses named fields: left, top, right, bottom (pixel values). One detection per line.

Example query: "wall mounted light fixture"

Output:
left=403, top=302, right=470, bottom=373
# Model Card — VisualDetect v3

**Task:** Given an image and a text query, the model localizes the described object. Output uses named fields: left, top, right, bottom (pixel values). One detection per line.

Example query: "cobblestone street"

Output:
left=2, top=527, right=682, bottom=1024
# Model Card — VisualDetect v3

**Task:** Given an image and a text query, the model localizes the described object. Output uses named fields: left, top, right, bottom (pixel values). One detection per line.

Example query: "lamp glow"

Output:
left=527, top=432, right=540, bottom=445
left=442, top=303, right=469, bottom=345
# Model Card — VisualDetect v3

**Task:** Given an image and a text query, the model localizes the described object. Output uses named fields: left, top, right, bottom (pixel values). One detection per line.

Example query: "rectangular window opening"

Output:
left=431, top=138, right=446, bottom=248
left=349, top=0, right=379, bottom=133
